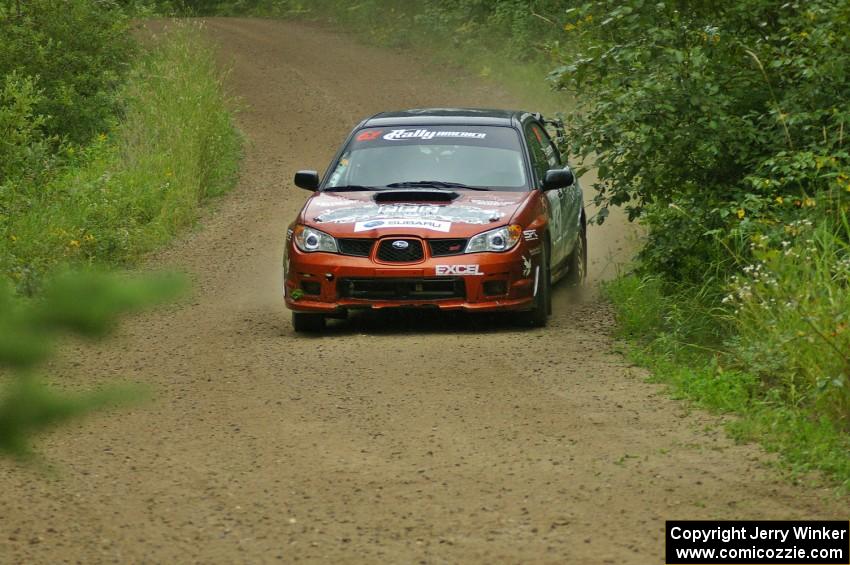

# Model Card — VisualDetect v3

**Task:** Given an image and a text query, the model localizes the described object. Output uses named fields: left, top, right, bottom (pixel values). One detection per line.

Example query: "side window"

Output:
left=538, top=126, right=562, bottom=169
left=524, top=123, right=550, bottom=186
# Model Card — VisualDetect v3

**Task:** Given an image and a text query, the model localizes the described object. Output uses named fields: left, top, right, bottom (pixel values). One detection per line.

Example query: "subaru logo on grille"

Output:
left=391, top=240, right=409, bottom=250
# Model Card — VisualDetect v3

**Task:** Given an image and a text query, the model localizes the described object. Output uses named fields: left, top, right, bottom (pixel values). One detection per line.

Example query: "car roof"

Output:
left=362, top=107, right=531, bottom=128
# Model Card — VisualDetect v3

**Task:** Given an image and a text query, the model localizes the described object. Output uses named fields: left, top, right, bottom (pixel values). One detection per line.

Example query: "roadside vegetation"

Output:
left=161, top=0, right=850, bottom=488
left=1, top=2, right=240, bottom=295
left=553, top=0, right=850, bottom=489
left=1, top=1, right=239, bottom=458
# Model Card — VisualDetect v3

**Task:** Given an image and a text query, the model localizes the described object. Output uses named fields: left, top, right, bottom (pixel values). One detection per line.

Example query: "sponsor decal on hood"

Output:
left=353, top=219, right=451, bottom=233
left=315, top=203, right=504, bottom=225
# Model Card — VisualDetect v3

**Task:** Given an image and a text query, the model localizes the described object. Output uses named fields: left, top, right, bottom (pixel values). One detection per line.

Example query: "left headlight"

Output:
left=293, top=225, right=338, bottom=253
left=465, top=224, right=522, bottom=253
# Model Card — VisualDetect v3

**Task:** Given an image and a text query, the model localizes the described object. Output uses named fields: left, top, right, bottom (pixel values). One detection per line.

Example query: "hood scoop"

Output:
left=373, top=189, right=458, bottom=203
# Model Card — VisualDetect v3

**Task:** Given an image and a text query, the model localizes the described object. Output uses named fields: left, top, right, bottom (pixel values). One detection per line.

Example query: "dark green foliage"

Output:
left=548, top=0, right=850, bottom=283
left=0, top=0, right=134, bottom=147
left=0, top=271, right=185, bottom=460
left=0, top=72, right=51, bottom=183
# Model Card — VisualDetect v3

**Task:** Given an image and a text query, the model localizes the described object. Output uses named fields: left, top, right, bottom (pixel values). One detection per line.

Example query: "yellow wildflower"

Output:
left=803, top=197, right=816, bottom=207
left=737, top=208, right=746, bottom=219
left=775, top=196, right=783, bottom=204
left=564, top=23, right=576, bottom=32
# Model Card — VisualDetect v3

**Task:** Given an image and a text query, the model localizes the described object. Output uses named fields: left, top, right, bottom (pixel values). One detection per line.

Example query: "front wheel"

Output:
left=515, top=242, right=551, bottom=328
left=565, top=215, right=587, bottom=287
left=292, top=311, right=325, bottom=333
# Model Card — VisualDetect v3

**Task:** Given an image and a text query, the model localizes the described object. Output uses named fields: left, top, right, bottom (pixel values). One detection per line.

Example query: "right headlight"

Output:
left=293, top=225, right=338, bottom=253
left=465, top=224, right=522, bottom=253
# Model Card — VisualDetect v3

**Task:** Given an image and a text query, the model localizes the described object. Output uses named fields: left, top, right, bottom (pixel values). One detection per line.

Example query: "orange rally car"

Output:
left=283, top=108, right=587, bottom=332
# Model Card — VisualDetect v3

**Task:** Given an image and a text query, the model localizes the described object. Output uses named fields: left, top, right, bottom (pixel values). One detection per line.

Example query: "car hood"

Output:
left=300, top=190, right=533, bottom=238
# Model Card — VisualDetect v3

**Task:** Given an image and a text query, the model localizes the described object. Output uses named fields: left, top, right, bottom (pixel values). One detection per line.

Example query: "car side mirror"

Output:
left=542, top=167, right=574, bottom=191
left=294, top=170, right=320, bottom=191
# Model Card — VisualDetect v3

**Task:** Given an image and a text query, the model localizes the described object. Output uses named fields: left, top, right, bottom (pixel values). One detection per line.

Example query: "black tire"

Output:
left=565, top=215, right=587, bottom=287
left=515, top=241, right=551, bottom=328
left=292, top=311, right=325, bottom=333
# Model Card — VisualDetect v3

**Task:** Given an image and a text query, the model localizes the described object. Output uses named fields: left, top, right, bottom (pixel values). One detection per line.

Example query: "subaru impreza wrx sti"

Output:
left=283, top=108, right=587, bottom=332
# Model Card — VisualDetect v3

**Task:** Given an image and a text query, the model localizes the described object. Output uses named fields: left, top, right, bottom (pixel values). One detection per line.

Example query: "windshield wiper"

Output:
left=385, top=181, right=490, bottom=191
left=323, top=184, right=385, bottom=192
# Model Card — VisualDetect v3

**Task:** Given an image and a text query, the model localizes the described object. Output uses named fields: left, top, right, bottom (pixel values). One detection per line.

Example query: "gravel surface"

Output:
left=0, top=18, right=845, bottom=564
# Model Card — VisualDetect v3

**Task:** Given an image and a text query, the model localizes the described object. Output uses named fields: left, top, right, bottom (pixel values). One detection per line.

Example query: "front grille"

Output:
left=429, top=238, right=467, bottom=256
left=339, top=278, right=465, bottom=300
left=376, top=239, right=424, bottom=262
left=338, top=238, right=374, bottom=257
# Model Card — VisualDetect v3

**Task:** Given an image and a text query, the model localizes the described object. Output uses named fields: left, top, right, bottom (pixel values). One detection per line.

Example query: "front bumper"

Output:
left=283, top=238, right=540, bottom=313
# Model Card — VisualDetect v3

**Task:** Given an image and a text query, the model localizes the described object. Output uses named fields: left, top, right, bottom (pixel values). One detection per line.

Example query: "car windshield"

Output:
left=324, top=125, right=529, bottom=191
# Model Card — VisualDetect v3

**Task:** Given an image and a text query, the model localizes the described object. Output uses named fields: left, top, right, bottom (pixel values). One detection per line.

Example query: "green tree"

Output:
left=548, top=0, right=850, bottom=283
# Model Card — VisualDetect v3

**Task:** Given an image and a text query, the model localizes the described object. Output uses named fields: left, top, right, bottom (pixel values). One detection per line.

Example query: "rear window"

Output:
left=324, top=125, right=528, bottom=191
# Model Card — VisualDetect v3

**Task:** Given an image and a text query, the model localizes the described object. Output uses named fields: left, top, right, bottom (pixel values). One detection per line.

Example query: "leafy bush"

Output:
left=0, top=0, right=134, bottom=145
left=548, top=0, right=850, bottom=284
left=0, top=24, right=241, bottom=293
left=0, top=72, right=51, bottom=184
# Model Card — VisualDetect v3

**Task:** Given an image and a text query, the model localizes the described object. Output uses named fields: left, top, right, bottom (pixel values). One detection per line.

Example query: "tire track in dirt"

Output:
left=0, top=18, right=845, bottom=564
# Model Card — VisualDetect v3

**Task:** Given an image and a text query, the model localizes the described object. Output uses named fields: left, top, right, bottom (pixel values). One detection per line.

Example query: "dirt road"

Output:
left=1, top=18, right=845, bottom=564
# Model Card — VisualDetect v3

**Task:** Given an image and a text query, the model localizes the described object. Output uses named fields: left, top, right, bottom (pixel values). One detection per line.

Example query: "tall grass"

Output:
left=728, top=216, right=850, bottom=425
left=0, top=24, right=241, bottom=293
left=604, top=217, right=850, bottom=488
